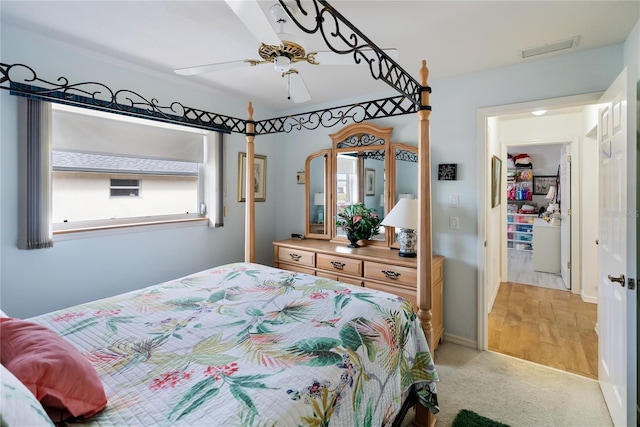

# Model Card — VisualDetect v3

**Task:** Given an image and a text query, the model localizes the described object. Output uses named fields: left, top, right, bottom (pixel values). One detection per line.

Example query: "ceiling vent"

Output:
left=520, top=36, right=580, bottom=59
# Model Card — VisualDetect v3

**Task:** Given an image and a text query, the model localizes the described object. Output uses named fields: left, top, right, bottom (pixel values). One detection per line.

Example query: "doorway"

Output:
left=505, top=143, right=569, bottom=292
left=476, top=93, right=603, bottom=377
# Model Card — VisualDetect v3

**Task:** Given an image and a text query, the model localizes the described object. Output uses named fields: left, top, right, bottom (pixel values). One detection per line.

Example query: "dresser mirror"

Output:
left=305, top=149, right=331, bottom=239
left=389, top=144, right=418, bottom=248
left=304, top=123, right=417, bottom=248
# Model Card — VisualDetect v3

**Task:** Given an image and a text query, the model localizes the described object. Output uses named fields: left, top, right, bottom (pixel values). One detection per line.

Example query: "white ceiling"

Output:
left=2, top=1, right=638, bottom=113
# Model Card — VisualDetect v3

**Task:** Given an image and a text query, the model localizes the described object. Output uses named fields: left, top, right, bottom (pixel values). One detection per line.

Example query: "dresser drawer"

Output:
left=317, top=254, right=362, bottom=276
left=277, top=247, right=315, bottom=267
left=316, top=271, right=364, bottom=287
left=280, top=263, right=316, bottom=276
left=364, top=280, right=416, bottom=308
left=364, top=261, right=416, bottom=287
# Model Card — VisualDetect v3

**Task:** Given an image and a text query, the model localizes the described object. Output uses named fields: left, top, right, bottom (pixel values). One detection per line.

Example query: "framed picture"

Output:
left=296, top=171, right=305, bottom=184
left=438, top=163, right=457, bottom=180
left=533, top=175, right=556, bottom=196
left=365, top=168, right=376, bottom=196
left=238, top=152, right=267, bottom=202
left=491, top=156, right=502, bottom=208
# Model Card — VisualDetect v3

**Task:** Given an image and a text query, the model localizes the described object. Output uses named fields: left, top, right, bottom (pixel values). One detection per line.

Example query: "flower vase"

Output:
left=347, top=233, right=360, bottom=248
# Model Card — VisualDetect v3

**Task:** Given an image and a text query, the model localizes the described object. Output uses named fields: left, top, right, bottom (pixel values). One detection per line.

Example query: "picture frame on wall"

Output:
left=533, top=175, right=556, bottom=195
left=365, top=168, right=376, bottom=196
left=491, top=155, right=502, bottom=208
left=238, top=152, right=267, bottom=202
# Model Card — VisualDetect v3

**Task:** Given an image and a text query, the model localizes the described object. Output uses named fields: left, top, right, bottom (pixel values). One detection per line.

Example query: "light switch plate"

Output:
left=450, top=216, right=459, bottom=229
left=450, top=195, right=459, bottom=208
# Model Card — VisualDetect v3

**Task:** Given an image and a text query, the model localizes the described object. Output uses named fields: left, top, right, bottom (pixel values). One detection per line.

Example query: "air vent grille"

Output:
left=521, top=36, right=580, bottom=59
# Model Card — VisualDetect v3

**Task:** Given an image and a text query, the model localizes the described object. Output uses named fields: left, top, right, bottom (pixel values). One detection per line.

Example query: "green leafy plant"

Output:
left=335, top=203, right=382, bottom=241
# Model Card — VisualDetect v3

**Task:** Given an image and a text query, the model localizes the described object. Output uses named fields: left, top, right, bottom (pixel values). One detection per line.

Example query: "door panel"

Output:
left=597, top=66, right=637, bottom=427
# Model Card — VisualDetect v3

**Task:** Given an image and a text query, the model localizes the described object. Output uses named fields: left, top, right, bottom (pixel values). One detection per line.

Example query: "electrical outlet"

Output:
left=450, top=216, right=459, bottom=229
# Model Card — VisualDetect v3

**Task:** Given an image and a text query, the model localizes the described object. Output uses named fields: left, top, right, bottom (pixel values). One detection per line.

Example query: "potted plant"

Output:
left=335, top=203, right=382, bottom=248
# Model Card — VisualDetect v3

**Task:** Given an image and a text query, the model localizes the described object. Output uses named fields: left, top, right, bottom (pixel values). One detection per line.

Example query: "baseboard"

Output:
left=581, top=292, right=598, bottom=304
left=443, top=333, right=477, bottom=349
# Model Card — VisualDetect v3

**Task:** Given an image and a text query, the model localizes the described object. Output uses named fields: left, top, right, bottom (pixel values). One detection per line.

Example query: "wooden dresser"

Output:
left=273, top=238, right=444, bottom=350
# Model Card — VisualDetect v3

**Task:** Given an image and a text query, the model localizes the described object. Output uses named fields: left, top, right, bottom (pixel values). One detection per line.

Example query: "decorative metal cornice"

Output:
left=337, top=133, right=385, bottom=149
left=277, top=0, right=422, bottom=106
left=0, top=63, right=245, bottom=134
left=254, top=95, right=417, bottom=134
left=396, top=149, right=418, bottom=162
left=362, top=150, right=385, bottom=161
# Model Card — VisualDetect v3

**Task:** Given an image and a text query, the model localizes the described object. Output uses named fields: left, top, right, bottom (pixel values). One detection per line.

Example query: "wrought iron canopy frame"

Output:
left=0, top=0, right=430, bottom=135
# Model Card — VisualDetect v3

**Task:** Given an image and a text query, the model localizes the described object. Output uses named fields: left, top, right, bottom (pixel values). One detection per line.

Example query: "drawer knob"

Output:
left=289, top=253, right=302, bottom=261
left=382, top=270, right=401, bottom=280
left=330, top=261, right=346, bottom=270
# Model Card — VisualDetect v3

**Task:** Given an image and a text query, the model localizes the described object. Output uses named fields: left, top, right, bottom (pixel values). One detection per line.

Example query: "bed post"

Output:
left=245, top=102, right=256, bottom=262
left=414, top=60, right=435, bottom=427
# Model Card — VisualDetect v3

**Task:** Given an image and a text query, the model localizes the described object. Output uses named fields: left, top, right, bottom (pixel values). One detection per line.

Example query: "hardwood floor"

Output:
left=488, top=281, right=598, bottom=379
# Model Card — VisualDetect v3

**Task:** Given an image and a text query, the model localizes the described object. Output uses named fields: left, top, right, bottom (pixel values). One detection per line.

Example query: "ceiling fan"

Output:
left=173, top=1, right=398, bottom=103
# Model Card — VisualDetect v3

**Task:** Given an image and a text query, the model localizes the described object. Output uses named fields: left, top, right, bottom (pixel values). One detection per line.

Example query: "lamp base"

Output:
left=398, top=251, right=416, bottom=258
left=397, top=228, right=417, bottom=258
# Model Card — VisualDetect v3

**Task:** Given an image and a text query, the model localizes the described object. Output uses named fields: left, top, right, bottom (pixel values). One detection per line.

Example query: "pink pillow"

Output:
left=0, top=317, right=107, bottom=419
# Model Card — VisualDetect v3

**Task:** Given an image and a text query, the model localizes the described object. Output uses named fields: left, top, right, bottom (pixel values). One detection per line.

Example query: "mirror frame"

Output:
left=389, top=143, right=418, bottom=248
left=305, top=149, right=332, bottom=239
left=329, top=123, right=393, bottom=247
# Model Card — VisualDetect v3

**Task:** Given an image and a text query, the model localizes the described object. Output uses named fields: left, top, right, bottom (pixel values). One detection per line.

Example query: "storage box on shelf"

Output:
left=507, top=212, right=537, bottom=251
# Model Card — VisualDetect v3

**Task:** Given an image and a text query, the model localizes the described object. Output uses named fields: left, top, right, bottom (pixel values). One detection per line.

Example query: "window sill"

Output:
left=53, top=216, right=209, bottom=241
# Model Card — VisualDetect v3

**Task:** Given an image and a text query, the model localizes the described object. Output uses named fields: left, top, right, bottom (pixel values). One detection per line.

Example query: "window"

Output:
left=110, top=179, right=140, bottom=197
left=49, top=104, right=221, bottom=233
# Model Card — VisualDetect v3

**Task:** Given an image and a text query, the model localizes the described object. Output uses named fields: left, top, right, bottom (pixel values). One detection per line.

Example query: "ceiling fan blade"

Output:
left=289, top=72, right=311, bottom=103
left=314, top=48, right=399, bottom=65
left=224, top=0, right=281, bottom=46
left=174, top=60, right=252, bottom=76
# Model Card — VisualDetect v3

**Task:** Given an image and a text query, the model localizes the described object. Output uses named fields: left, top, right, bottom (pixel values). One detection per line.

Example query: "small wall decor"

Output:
left=491, top=156, right=502, bottom=208
left=438, top=164, right=457, bottom=180
left=238, top=152, right=267, bottom=202
left=296, top=170, right=305, bottom=184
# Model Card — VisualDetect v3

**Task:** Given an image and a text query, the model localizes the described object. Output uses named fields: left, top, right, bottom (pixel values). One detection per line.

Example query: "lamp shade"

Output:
left=545, top=186, right=556, bottom=200
left=314, top=192, right=325, bottom=206
left=381, top=198, right=418, bottom=230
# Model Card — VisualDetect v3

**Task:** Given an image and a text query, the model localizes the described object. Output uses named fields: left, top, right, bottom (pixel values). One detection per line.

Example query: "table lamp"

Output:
left=381, top=198, right=418, bottom=257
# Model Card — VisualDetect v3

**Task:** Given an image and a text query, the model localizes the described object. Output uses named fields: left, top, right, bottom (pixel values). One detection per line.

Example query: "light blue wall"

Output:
left=0, top=23, right=281, bottom=318
left=273, top=44, right=626, bottom=343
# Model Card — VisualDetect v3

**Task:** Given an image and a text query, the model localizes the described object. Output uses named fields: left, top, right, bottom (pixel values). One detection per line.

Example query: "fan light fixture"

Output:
left=274, top=55, right=291, bottom=72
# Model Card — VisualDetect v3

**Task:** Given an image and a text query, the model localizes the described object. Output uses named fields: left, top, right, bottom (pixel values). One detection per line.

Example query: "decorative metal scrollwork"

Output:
left=361, top=150, right=385, bottom=161
left=255, top=95, right=417, bottom=135
left=396, top=149, right=418, bottom=163
left=277, top=0, right=422, bottom=106
left=337, top=133, right=385, bottom=149
left=0, top=63, right=245, bottom=134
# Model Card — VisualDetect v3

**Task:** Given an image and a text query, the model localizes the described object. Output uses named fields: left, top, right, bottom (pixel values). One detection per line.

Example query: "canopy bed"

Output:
left=0, top=1, right=437, bottom=425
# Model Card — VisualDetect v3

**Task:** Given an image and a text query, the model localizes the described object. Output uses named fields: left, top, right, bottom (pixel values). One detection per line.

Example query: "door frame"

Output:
left=476, top=92, right=602, bottom=350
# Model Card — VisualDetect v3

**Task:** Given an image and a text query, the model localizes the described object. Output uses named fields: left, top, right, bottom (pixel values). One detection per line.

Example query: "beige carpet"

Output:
left=403, top=341, right=612, bottom=427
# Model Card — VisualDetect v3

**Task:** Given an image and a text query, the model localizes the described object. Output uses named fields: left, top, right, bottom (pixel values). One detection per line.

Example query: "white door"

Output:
left=559, top=144, right=571, bottom=289
left=597, top=66, right=637, bottom=427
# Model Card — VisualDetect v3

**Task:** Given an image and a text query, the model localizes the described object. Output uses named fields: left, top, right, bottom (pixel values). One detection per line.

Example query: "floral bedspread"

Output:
left=29, top=263, right=438, bottom=426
